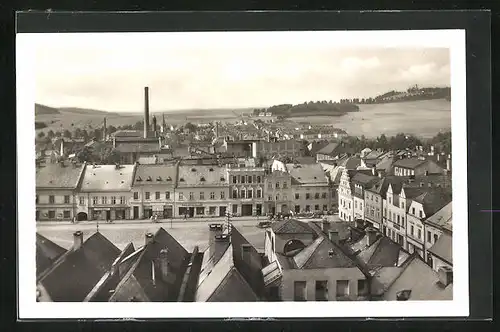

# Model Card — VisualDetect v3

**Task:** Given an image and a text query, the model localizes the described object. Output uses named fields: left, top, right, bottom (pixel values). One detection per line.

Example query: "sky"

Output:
left=34, top=32, right=451, bottom=112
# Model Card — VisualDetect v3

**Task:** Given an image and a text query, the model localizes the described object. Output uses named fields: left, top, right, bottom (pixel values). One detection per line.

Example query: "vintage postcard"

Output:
left=17, top=29, right=468, bottom=318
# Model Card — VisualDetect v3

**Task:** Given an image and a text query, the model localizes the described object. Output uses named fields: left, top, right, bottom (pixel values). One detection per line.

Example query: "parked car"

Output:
left=257, top=221, right=272, bottom=228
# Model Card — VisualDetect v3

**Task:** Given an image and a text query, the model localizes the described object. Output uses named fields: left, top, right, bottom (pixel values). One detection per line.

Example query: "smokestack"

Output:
left=152, top=115, right=158, bottom=138
left=328, top=230, right=339, bottom=243
left=103, top=117, right=107, bottom=142
left=145, top=232, right=154, bottom=245
left=158, top=248, right=169, bottom=283
left=73, top=231, right=83, bottom=251
left=162, top=113, right=166, bottom=133
left=144, top=87, right=150, bottom=139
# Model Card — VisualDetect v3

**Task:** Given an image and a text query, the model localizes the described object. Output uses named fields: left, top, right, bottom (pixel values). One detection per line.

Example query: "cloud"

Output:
left=341, top=56, right=381, bottom=72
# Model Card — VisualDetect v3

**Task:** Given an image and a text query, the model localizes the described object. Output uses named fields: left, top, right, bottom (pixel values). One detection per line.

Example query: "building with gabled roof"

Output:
left=37, top=231, right=121, bottom=302
left=36, top=161, right=87, bottom=221
left=393, top=157, right=445, bottom=177
left=36, top=233, right=67, bottom=277
left=263, top=218, right=370, bottom=301
left=351, top=171, right=379, bottom=222
left=285, top=163, right=331, bottom=213
left=77, top=164, right=137, bottom=221
left=194, top=225, right=265, bottom=301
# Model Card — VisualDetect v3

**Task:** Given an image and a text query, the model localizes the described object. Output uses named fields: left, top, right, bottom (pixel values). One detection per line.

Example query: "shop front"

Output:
left=91, top=207, right=129, bottom=220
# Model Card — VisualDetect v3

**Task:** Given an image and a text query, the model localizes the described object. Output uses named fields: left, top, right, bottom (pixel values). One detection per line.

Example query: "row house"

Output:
left=286, top=163, right=331, bottom=213
left=315, top=142, right=355, bottom=162
left=130, top=164, right=177, bottom=219
left=264, top=170, right=292, bottom=215
left=227, top=165, right=266, bottom=216
left=350, top=171, right=379, bottom=222
left=35, top=161, right=86, bottom=221
left=176, top=165, right=230, bottom=218
left=338, top=169, right=355, bottom=222
left=77, top=164, right=136, bottom=221
left=392, top=157, right=445, bottom=177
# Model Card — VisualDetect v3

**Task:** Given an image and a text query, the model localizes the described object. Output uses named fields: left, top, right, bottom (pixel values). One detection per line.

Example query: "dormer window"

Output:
left=166, top=176, right=172, bottom=181
left=156, top=176, right=162, bottom=181
left=220, top=177, right=225, bottom=182
left=200, top=177, right=206, bottom=182
left=179, top=178, right=185, bottom=182
left=191, top=168, right=197, bottom=172
left=209, top=168, right=214, bottom=172
left=146, top=176, right=152, bottom=182
left=136, top=177, right=142, bottom=182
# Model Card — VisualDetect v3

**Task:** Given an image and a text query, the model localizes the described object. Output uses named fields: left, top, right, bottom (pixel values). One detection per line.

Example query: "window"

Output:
left=49, top=195, right=55, bottom=204
left=232, top=190, right=238, bottom=198
left=389, top=197, right=392, bottom=204
left=64, top=195, right=70, bottom=204
left=48, top=210, right=56, bottom=219
left=111, top=196, right=116, bottom=204
left=145, top=192, right=150, bottom=200
left=305, top=205, right=311, bottom=212
left=306, top=193, right=310, bottom=200
left=189, top=192, right=194, bottom=200
left=256, top=189, right=262, bottom=198
left=268, top=182, right=272, bottom=189
left=256, top=176, right=261, bottom=183
left=315, top=193, right=320, bottom=199
left=336, top=280, right=349, bottom=298
left=314, top=205, right=319, bottom=211
left=321, top=193, right=327, bottom=199
left=433, top=234, right=438, bottom=243
left=268, top=195, right=272, bottom=201
left=63, top=210, right=71, bottom=219
left=155, top=192, right=160, bottom=200
left=179, top=192, right=184, bottom=201
left=241, top=189, right=246, bottom=199
left=165, top=192, right=170, bottom=200
left=248, top=189, right=253, bottom=198
left=427, top=231, right=431, bottom=242
left=196, top=207, right=205, bottom=215
left=294, top=281, right=307, bottom=301
left=410, top=225, right=414, bottom=236
left=283, top=182, right=288, bottom=188
left=92, top=196, right=98, bottom=205
left=348, top=202, right=351, bottom=209
left=36, top=195, right=39, bottom=204
left=241, top=176, right=246, bottom=184
left=360, top=202, right=363, bottom=210
left=276, top=182, right=280, bottom=188
left=200, top=192, right=205, bottom=200
left=417, top=229, right=422, bottom=239
left=120, top=196, right=125, bottom=204
left=357, top=280, right=368, bottom=296
left=210, top=192, right=215, bottom=200
left=133, top=192, right=139, bottom=200
left=419, top=210, right=423, bottom=218
left=315, top=281, right=328, bottom=301
left=102, top=196, right=107, bottom=204
left=323, top=205, right=327, bottom=211
left=79, top=197, right=85, bottom=205
left=232, top=176, right=237, bottom=184
left=355, top=201, right=358, bottom=209
left=220, top=191, right=225, bottom=199
left=248, top=176, right=253, bottom=184
left=412, top=207, right=416, bottom=215
left=232, top=204, right=238, bottom=214
left=276, top=194, right=280, bottom=201
left=295, top=193, right=300, bottom=199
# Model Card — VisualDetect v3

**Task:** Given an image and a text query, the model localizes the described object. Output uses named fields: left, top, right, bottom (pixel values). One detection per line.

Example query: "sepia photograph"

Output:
left=17, top=28, right=468, bottom=318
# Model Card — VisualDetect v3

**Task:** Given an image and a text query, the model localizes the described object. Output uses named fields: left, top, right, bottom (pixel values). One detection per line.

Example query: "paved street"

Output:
left=36, top=217, right=269, bottom=253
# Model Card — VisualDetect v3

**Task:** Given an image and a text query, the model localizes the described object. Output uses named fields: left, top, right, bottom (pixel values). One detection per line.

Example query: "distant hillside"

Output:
left=253, top=101, right=359, bottom=118
left=361, top=86, right=451, bottom=104
left=35, top=103, right=60, bottom=115
left=58, top=107, right=118, bottom=116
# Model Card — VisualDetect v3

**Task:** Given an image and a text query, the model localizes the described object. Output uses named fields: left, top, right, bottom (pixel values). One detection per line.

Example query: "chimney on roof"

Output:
left=424, top=170, right=429, bottom=176
left=144, top=87, right=150, bottom=139
left=436, top=153, right=440, bottom=162
left=241, top=244, right=252, bottom=265
left=145, top=232, right=154, bottom=245
left=446, top=157, right=451, bottom=172
left=371, top=165, right=376, bottom=176
left=321, top=218, right=330, bottom=232
left=366, top=227, right=377, bottom=247
left=73, top=231, right=83, bottom=251
left=328, top=230, right=339, bottom=243
left=438, top=266, right=453, bottom=286
left=355, top=219, right=364, bottom=229
left=158, top=248, right=169, bottom=283
left=378, top=171, right=383, bottom=178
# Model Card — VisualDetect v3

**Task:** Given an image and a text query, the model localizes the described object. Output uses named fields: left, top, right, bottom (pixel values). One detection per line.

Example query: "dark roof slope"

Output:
left=293, top=236, right=358, bottom=269
left=412, top=188, right=453, bottom=217
left=36, top=233, right=67, bottom=276
left=271, top=219, right=315, bottom=235
left=39, top=232, right=121, bottom=302
left=428, top=233, right=452, bottom=264
left=133, top=164, right=178, bottom=186
left=392, top=158, right=427, bottom=169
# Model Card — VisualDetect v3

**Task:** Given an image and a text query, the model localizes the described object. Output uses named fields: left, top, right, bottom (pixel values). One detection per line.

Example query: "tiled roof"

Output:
left=384, top=255, right=452, bottom=301
left=80, top=164, right=135, bottom=192
left=115, top=142, right=161, bottom=153
left=36, top=163, right=86, bottom=189
left=364, top=150, right=386, bottom=160
left=412, top=189, right=452, bottom=218
left=428, top=233, right=452, bottom=264
left=341, top=157, right=362, bottom=170
left=38, top=232, right=121, bottom=302
left=111, top=130, right=143, bottom=138
left=177, top=165, right=227, bottom=187
left=109, top=228, right=191, bottom=302
left=392, top=158, right=427, bottom=169
left=133, top=164, right=177, bottom=186
left=271, top=219, right=315, bottom=235
left=357, top=236, right=409, bottom=268
left=36, top=233, right=67, bottom=277
left=351, top=172, right=379, bottom=187
left=286, top=163, right=328, bottom=185
left=292, top=236, right=358, bottom=269
left=316, top=142, right=354, bottom=157
left=375, top=155, right=396, bottom=173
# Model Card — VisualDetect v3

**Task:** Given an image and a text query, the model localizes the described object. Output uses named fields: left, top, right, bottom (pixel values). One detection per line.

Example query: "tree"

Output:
left=77, top=146, right=94, bottom=163
left=47, top=130, right=55, bottom=139
left=37, top=131, right=46, bottom=139
left=100, top=147, right=120, bottom=164
left=133, top=121, right=144, bottom=131
left=55, top=131, right=62, bottom=138
left=63, top=129, right=72, bottom=139
left=74, top=128, right=82, bottom=138
left=184, top=122, right=197, bottom=133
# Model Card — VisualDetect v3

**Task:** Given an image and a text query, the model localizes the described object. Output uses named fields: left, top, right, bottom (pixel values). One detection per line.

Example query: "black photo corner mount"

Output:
left=8, top=9, right=493, bottom=329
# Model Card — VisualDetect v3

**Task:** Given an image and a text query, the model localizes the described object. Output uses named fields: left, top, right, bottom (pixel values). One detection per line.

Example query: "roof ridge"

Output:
left=297, top=236, right=324, bottom=269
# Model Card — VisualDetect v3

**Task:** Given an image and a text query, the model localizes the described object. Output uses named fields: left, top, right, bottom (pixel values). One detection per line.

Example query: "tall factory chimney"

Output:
left=144, top=87, right=150, bottom=139
left=162, top=114, right=166, bottom=133
left=103, top=117, right=107, bottom=142
left=152, top=115, right=158, bottom=138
